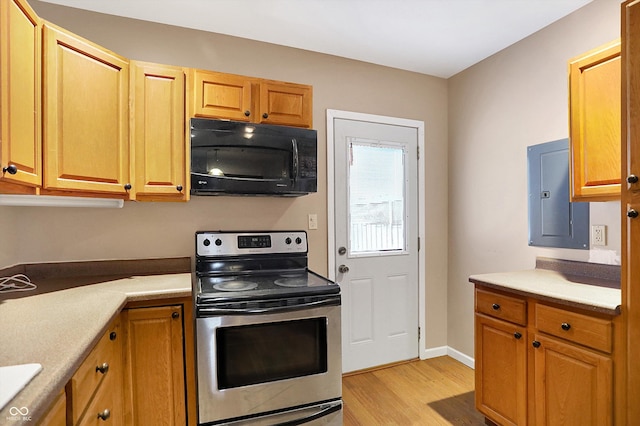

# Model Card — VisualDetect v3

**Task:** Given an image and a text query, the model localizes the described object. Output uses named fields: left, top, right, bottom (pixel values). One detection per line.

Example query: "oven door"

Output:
left=196, top=303, right=342, bottom=425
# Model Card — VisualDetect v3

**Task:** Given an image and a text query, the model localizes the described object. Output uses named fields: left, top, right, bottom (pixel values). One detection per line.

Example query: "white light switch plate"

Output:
left=308, top=214, right=318, bottom=230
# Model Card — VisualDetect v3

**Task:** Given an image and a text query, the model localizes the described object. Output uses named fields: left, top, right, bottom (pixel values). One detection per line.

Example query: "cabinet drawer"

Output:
left=535, top=303, right=613, bottom=353
left=476, top=288, right=527, bottom=326
left=76, top=371, right=120, bottom=426
left=68, top=318, right=121, bottom=423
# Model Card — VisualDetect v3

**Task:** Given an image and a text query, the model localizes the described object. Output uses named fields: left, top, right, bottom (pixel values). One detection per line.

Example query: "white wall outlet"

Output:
left=592, top=225, right=606, bottom=246
left=308, top=214, right=318, bottom=230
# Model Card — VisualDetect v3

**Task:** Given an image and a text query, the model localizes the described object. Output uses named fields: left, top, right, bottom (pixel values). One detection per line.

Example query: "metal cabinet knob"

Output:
left=338, top=265, right=349, bottom=274
left=97, top=409, right=111, bottom=421
left=561, top=322, right=571, bottom=331
left=244, top=110, right=251, bottom=117
left=176, top=185, right=183, bottom=192
left=628, top=175, right=639, bottom=184
left=492, top=303, right=500, bottom=310
left=172, top=311, right=180, bottom=319
left=629, top=209, right=639, bottom=219
left=2, top=164, right=17, bottom=175
left=514, top=332, right=522, bottom=339
left=96, top=363, right=109, bottom=374
left=262, top=113, right=269, bottom=119
left=532, top=340, right=541, bottom=348
left=124, top=183, right=132, bottom=191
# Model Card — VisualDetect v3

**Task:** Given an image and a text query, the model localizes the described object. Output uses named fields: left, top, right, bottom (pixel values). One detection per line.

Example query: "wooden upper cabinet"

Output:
left=130, top=61, right=187, bottom=201
left=42, top=23, right=130, bottom=196
left=190, top=69, right=313, bottom=128
left=0, top=0, right=41, bottom=193
left=191, top=69, right=252, bottom=122
left=258, top=81, right=312, bottom=128
left=569, top=40, right=621, bottom=201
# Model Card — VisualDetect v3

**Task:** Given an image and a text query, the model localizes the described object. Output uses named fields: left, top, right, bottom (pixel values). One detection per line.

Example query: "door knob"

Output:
left=338, top=265, right=349, bottom=273
left=338, top=247, right=347, bottom=255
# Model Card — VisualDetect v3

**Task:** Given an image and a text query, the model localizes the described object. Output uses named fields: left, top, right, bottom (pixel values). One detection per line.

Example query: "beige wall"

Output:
left=447, top=0, right=621, bottom=357
left=5, top=1, right=450, bottom=349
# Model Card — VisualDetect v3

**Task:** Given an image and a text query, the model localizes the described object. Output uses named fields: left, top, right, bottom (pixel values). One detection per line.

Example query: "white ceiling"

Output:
left=39, top=0, right=593, bottom=78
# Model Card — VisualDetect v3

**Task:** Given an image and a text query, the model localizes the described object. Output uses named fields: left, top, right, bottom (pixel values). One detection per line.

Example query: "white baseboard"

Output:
left=422, top=345, right=448, bottom=359
left=421, top=345, right=475, bottom=369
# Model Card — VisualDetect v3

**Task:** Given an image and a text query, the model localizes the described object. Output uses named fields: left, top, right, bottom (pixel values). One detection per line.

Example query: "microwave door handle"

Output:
left=292, top=138, right=299, bottom=182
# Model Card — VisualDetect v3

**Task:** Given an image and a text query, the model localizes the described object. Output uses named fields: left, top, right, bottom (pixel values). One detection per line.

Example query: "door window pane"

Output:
left=348, top=140, right=406, bottom=255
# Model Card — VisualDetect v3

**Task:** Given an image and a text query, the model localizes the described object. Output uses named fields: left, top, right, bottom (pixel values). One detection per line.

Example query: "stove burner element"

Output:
left=213, top=280, right=259, bottom=292
left=280, top=272, right=305, bottom=278
left=274, top=277, right=308, bottom=288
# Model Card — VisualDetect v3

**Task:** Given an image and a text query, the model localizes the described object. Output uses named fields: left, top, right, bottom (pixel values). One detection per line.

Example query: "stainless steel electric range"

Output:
left=193, top=231, right=343, bottom=426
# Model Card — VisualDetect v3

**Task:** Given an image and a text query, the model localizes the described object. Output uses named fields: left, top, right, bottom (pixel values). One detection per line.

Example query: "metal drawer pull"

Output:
left=96, top=363, right=109, bottom=374
left=561, top=322, right=571, bottom=331
left=97, top=409, right=110, bottom=421
left=491, top=303, right=500, bottom=310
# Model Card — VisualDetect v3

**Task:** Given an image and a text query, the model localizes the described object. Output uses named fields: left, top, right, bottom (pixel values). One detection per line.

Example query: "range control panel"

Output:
left=196, top=231, right=308, bottom=256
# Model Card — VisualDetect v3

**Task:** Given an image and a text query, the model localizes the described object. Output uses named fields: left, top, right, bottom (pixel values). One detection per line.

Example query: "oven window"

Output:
left=216, top=318, right=328, bottom=389
left=199, top=147, right=291, bottom=180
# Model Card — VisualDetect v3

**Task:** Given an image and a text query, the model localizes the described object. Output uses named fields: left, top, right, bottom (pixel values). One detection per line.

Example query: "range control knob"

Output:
left=285, top=237, right=292, bottom=244
left=295, top=237, right=302, bottom=244
left=215, top=239, right=222, bottom=246
left=203, top=239, right=211, bottom=247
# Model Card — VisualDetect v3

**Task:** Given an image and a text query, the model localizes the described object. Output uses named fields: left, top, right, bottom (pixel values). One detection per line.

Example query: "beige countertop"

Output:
left=469, top=268, right=621, bottom=315
left=0, top=272, right=192, bottom=423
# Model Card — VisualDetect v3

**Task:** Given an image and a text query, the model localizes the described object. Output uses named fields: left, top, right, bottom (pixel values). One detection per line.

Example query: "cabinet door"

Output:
left=191, top=69, right=252, bottom=122
left=0, top=0, right=41, bottom=191
left=258, top=81, right=313, bottom=128
left=475, top=314, right=527, bottom=426
left=43, top=23, right=130, bottom=195
left=36, top=389, right=66, bottom=426
left=124, top=305, right=186, bottom=426
left=131, top=61, right=187, bottom=201
left=623, top=1, right=640, bottom=423
left=532, top=334, right=612, bottom=426
left=569, top=40, right=621, bottom=201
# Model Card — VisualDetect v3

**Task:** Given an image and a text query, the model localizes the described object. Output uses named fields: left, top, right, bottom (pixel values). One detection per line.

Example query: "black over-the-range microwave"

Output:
left=190, top=118, right=318, bottom=196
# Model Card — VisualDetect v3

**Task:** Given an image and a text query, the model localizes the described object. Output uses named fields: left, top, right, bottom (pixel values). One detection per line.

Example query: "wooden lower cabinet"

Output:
left=475, top=314, right=527, bottom=426
left=67, top=317, right=123, bottom=426
left=532, top=334, right=612, bottom=426
left=122, top=301, right=195, bottom=425
left=35, top=298, right=195, bottom=426
left=474, top=286, right=616, bottom=425
left=36, top=390, right=66, bottom=426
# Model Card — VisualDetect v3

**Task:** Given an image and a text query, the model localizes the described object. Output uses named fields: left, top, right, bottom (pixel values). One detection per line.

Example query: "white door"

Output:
left=332, top=116, right=420, bottom=373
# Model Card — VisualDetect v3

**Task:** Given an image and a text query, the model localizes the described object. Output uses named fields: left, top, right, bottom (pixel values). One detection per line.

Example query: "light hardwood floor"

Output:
left=342, top=356, right=485, bottom=425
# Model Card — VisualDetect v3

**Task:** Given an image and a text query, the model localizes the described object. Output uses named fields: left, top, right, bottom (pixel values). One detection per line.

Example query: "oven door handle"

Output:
left=197, top=297, right=340, bottom=316
left=278, top=400, right=342, bottom=426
